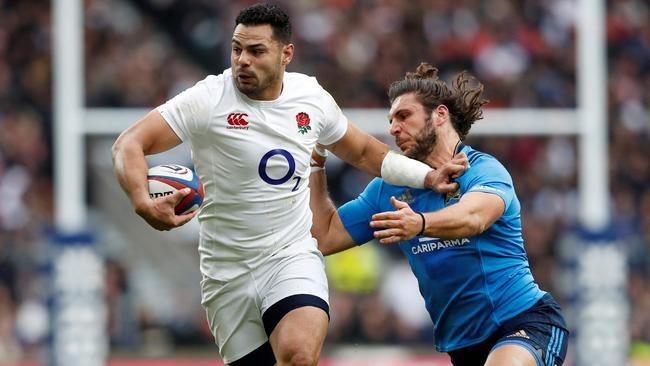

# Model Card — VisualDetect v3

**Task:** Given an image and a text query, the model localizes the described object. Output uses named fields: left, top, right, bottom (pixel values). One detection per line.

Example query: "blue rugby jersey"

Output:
left=338, top=143, right=545, bottom=352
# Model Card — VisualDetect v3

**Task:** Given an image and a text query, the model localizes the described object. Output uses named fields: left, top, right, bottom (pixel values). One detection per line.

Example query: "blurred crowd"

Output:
left=1, top=0, right=650, bottom=362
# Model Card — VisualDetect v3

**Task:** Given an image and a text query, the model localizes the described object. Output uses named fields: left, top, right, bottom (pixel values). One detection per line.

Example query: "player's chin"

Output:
left=403, top=146, right=417, bottom=158
left=235, top=80, right=257, bottom=94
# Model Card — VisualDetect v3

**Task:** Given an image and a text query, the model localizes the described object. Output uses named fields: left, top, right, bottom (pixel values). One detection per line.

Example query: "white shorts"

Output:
left=200, top=238, right=329, bottom=364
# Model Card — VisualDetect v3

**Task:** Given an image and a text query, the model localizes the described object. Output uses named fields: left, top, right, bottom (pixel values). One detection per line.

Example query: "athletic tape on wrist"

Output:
left=380, top=151, right=431, bottom=188
left=310, top=146, right=328, bottom=168
left=314, top=145, right=328, bottom=157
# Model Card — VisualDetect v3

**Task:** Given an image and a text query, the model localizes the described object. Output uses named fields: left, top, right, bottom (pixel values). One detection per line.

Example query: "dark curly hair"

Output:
left=388, top=63, right=488, bottom=140
left=235, top=3, right=292, bottom=44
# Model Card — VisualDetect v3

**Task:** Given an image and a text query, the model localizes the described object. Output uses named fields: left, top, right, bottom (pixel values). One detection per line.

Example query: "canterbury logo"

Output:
left=227, top=113, right=249, bottom=130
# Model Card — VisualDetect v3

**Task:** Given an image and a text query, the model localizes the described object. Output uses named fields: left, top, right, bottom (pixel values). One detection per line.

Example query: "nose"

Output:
left=236, top=51, right=251, bottom=67
left=389, top=121, right=400, bottom=137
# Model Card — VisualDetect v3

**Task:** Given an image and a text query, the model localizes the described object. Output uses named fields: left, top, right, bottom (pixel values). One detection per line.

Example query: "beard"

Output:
left=406, top=117, right=437, bottom=162
left=234, top=63, right=282, bottom=99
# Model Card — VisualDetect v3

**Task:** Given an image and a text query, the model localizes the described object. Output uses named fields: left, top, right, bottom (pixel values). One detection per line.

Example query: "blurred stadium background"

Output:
left=1, top=0, right=650, bottom=365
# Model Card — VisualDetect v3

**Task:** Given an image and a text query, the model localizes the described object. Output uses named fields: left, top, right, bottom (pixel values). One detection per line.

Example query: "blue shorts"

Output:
left=448, top=293, right=569, bottom=366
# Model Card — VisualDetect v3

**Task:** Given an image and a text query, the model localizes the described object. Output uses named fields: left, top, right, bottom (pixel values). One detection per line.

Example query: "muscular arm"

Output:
left=325, top=122, right=387, bottom=176
left=309, top=170, right=357, bottom=255
left=370, top=192, right=505, bottom=244
left=112, top=109, right=195, bottom=230
left=326, top=122, right=466, bottom=192
left=419, top=192, right=504, bottom=238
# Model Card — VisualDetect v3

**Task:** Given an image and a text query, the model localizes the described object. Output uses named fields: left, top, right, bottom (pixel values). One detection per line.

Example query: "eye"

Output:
left=232, top=47, right=242, bottom=55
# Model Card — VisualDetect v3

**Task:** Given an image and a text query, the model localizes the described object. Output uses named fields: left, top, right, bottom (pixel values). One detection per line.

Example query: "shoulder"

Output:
left=198, top=69, right=230, bottom=89
left=284, top=72, right=327, bottom=95
left=461, top=148, right=513, bottom=182
left=465, top=148, right=496, bottom=166
left=363, top=177, right=415, bottom=200
left=186, top=69, right=233, bottom=106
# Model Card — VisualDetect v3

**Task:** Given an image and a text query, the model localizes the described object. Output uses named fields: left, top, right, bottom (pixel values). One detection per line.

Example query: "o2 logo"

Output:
left=258, top=149, right=302, bottom=191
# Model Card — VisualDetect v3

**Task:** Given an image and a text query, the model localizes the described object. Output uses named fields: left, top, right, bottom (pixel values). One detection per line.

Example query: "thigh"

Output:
left=201, top=275, right=269, bottom=365
left=259, top=240, right=330, bottom=315
left=488, top=324, right=568, bottom=366
left=485, top=344, right=538, bottom=366
left=489, top=294, right=569, bottom=366
left=448, top=338, right=495, bottom=366
left=257, top=242, right=330, bottom=363
left=269, top=304, right=329, bottom=364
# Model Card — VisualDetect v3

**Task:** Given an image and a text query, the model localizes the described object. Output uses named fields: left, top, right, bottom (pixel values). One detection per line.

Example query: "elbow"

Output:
left=466, top=215, right=488, bottom=237
left=111, top=135, right=125, bottom=164
left=319, top=243, right=334, bottom=256
left=312, top=228, right=332, bottom=255
left=112, top=131, right=147, bottom=163
left=313, top=235, right=333, bottom=256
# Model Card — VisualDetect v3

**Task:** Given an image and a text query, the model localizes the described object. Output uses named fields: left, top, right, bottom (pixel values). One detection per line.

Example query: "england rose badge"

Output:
left=296, top=112, right=311, bottom=134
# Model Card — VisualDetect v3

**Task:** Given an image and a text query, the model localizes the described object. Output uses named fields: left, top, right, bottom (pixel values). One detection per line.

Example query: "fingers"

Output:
left=373, top=229, right=402, bottom=244
left=171, top=188, right=192, bottom=204
left=371, top=212, right=401, bottom=221
left=390, top=196, right=409, bottom=209
left=143, top=188, right=197, bottom=231
left=369, top=219, right=400, bottom=229
left=443, top=164, right=465, bottom=176
left=151, top=210, right=197, bottom=231
left=437, top=182, right=460, bottom=194
left=453, top=152, right=468, bottom=166
left=378, top=236, right=401, bottom=245
left=175, top=210, right=198, bottom=227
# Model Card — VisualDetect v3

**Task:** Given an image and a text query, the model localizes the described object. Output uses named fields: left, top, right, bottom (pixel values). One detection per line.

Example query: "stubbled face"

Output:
left=388, top=93, right=437, bottom=161
left=231, top=24, right=287, bottom=100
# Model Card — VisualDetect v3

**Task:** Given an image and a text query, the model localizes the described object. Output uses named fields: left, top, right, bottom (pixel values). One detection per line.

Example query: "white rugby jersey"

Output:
left=158, top=68, right=348, bottom=281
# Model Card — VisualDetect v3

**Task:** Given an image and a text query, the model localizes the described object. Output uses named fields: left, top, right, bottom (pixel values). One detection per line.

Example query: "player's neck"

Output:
left=251, top=75, right=285, bottom=101
left=425, top=134, right=461, bottom=169
left=259, top=82, right=284, bottom=100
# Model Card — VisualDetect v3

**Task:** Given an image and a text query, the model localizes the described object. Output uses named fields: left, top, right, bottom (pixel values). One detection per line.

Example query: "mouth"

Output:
left=396, top=140, right=409, bottom=152
left=236, top=71, right=255, bottom=84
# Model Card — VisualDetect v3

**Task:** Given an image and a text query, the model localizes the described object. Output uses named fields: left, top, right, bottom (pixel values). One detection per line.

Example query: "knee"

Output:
left=290, top=352, right=317, bottom=366
left=278, top=347, right=318, bottom=366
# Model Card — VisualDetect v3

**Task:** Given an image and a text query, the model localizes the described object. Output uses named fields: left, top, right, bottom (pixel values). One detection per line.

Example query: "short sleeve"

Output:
left=157, top=75, right=222, bottom=141
left=460, top=155, right=515, bottom=211
left=338, top=178, right=383, bottom=245
left=317, top=91, right=348, bottom=146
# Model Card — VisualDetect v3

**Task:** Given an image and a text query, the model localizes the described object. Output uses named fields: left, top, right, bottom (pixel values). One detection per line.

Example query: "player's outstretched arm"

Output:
left=112, top=110, right=195, bottom=231
left=309, top=148, right=356, bottom=256
left=325, top=122, right=466, bottom=192
left=370, top=192, right=505, bottom=244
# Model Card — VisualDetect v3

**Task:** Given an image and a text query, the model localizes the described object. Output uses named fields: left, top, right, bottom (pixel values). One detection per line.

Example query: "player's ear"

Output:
left=281, top=43, right=294, bottom=65
left=434, top=104, right=449, bottom=126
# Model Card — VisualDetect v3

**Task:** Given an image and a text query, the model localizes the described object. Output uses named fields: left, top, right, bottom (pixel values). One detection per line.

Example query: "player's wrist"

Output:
left=310, top=145, right=328, bottom=168
left=132, top=193, right=153, bottom=216
left=381, top=151, right=431, bottom=189
left=416, top=212, right=426, bottom=236
left=310, top=166, right=326, bottom=173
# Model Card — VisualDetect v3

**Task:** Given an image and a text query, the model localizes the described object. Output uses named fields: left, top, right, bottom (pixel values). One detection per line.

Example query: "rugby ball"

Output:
left=147, top=164, right=204, bottom=215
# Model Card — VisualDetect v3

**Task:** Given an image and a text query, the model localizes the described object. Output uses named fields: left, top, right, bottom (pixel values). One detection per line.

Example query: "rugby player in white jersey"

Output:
left=112, top=3, right=465, bottom=366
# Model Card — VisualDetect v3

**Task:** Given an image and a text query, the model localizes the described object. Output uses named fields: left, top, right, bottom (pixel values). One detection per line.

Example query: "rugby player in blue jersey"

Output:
left=310, top=63, right=569, bottom=366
